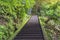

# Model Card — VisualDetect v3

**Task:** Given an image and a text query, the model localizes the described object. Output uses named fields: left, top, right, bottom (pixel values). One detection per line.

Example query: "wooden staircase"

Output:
left=14, top=16, right=44, bottom=40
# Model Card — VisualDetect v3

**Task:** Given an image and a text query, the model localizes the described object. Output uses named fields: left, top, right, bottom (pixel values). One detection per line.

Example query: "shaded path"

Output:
left=14, top=15, right=44, bottom=40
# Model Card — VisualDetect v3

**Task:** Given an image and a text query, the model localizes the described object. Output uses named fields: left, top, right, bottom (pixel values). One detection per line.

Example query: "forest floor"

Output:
left=14, top=15, right=44, bottom=40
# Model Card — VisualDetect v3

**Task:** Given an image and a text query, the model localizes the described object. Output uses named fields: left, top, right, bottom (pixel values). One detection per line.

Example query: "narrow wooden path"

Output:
left=14, top=15, right=44, bottom=40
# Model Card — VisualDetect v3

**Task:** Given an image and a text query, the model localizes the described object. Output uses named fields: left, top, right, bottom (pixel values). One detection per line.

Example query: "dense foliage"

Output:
left=38, top=0, right=60, bottom=40
left=0, top=0, right=35, bottom=40
left=40, top=0, right=60, bottom=20
left=0, top=0, right=60, bottom=40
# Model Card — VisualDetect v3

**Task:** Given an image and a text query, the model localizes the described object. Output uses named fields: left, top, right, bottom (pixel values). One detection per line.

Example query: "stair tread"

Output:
left=14, top=39, right=44, bottom=40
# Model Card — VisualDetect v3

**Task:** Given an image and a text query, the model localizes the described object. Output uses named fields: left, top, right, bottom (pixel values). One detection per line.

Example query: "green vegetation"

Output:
left=0, top=0, right=35, bottom=40
left=0, top=0, right=60, bottom=40
left=38, top=0, right=60, bottom=40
